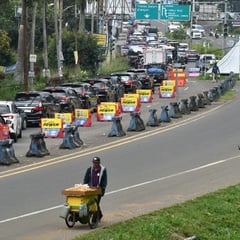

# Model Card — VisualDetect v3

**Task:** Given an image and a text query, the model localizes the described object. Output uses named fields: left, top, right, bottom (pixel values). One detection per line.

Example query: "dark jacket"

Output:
left=212, top=64, right=220, bottom=74
left=83, top=164, right=107, bottom=196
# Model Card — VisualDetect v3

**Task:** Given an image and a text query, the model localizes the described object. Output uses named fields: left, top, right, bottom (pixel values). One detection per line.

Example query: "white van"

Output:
left=192, top=24, right=205, bottom=37
left=178, top=43, right=189, bottom=51
left=196, top=54, right=216, bottom=71
left=191, top=29, right=202, bottom=39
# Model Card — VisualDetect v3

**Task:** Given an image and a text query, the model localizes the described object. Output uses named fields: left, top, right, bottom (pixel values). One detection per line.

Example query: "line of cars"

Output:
left=0, top=71, right=157, bottom=142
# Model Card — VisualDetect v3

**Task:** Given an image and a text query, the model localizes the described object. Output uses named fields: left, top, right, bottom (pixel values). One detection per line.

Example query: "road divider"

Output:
left=0, top=139, right=19, bottom=165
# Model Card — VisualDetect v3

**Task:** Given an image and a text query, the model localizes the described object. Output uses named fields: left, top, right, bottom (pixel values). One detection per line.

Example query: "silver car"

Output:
left=0, top=101, right=22, bottom=142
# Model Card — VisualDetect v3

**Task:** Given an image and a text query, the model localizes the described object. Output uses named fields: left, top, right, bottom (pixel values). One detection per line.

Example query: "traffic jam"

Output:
left=0, top=19, right=202, bottom=162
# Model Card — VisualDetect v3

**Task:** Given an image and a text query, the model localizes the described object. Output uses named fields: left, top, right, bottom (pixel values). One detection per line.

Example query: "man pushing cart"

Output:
left=60, top=156, right=108, bottom=229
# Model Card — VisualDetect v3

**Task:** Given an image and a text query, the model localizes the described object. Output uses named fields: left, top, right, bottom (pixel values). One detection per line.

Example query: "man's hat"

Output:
left=92, top=156, right=100, bottom=163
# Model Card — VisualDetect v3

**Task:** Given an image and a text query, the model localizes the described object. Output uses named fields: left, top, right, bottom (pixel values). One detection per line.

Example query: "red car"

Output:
left=0, top=114, right=10, bottom=140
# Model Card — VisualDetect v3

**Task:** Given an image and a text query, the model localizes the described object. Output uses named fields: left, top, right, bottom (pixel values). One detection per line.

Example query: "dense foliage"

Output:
left=0, top=30, right=14, bottom=65
left=0, top=0, right=101, bottom=74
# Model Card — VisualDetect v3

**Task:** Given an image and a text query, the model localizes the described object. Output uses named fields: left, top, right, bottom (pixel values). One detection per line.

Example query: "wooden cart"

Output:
left=60, top=185, right=102, bottom=229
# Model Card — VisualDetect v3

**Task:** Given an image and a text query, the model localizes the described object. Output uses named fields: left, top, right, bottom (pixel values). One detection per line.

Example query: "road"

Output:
left=1, top=76, right=240, bottom=240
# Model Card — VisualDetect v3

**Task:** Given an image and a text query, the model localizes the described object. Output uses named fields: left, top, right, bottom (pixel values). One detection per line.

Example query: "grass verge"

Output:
left=74, top=184, right=240, bottom=240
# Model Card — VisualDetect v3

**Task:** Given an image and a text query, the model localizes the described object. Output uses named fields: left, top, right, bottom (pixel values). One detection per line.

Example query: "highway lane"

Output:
left=6, top=77, right=217, bottom=168
left=1, top=87, right=240, bottom=239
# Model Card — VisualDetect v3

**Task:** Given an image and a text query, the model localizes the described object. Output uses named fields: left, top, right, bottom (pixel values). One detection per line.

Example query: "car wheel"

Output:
left=18, top=128, right=22, bottom=138
left=22, top=119, right=27, bottom=130
left=11, top=133, right=17, bottom=143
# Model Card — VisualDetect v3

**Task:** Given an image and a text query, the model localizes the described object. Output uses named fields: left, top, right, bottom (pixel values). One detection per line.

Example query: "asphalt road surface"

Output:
left=1, top=78, right=240, bottom=240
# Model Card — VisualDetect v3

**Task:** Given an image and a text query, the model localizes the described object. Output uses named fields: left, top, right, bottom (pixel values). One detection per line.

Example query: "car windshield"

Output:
left=50, top=92, right=66, bottom=98
left=15, top=93, right=40, bottom=101
left=93, top=82, right=107, bottom=89
left=0, top=105, right=10, bottom=114
left=119, top=76, right=131, bottom=81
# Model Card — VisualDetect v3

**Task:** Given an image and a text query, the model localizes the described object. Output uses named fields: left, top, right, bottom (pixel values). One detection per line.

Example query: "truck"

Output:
left=143, top=48, right=166, bottom=65
left=143, top=48, right=168, bottom=86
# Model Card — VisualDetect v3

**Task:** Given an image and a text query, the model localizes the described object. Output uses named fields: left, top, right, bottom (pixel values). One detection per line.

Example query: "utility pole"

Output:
left=189, top=0, right=195, bottom=48
left=222, top=0, right=227, bottom=57
left=74, top=3, right=79, bottom=66
left=23, top=1, right=28, bottom=93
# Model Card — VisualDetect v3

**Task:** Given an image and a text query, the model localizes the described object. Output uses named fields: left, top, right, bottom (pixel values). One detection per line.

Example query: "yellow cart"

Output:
left=60, top=185, right=101, bottom=229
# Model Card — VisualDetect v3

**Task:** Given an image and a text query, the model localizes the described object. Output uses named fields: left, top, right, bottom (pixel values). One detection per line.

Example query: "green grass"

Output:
left=219, top=89, right=235, bottom=102
left=74, top=184, right=240, bottom=240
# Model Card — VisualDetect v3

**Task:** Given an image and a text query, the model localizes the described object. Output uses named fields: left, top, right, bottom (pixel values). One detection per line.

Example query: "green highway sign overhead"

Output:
left=135, top=3, right=159, bottom=20
left=160, top=4, right=190, bottom=21
left=135, top=4, right=191, bottom=21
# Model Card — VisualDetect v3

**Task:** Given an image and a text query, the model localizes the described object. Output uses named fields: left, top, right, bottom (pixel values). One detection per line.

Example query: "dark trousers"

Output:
left=97, top=195, right=103, bottom=218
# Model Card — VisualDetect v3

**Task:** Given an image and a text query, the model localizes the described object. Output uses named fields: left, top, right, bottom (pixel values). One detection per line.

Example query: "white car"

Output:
left=168, top=22, right=183, bottom=32
left=0, top=101, right=22, bottom=142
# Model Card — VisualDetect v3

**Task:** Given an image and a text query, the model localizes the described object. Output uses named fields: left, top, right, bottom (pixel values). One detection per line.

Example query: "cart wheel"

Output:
left=88, top=211, right=99, bottom=229
left=65, top=212, right=76, bottom=228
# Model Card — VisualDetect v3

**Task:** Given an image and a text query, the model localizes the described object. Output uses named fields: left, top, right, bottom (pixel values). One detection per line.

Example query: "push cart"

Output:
left=60, top=185, right=102, bottom=229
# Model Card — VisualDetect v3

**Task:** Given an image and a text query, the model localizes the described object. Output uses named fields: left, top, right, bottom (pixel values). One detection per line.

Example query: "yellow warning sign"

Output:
left=93, top=34, right=107, bottom=46
left=41, top=118, right=62, bottom=129
left=121, top=97, right=138, bottom=105
left=75, top=109, right=89, bottom=119
left=54, top=113, right=73, bottom=123
left=162, top=80, right=176, bottom=86
left=136, top=89, right=152, bottom=97
left=124, top=93, right=139, bottom=99
left=98, top=104, right=116, bottom=114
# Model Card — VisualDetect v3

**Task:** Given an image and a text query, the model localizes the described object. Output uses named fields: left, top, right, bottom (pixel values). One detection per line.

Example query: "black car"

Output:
left=14, top=91, right=61, bottom=125
left=43, top=87, right=83, bottom=113
left=126, top=69, right=154, bottom=92
left=97, top=75, right=125, bottom=102
left=144, top=64, right=168, bottom=86
left=90, top=79, right=117, bottom=103
left=59, top=82, right=99, bottom=111
left=110, top=72, right=142, bottom=94
left=185, top=50, right=200, bottom=62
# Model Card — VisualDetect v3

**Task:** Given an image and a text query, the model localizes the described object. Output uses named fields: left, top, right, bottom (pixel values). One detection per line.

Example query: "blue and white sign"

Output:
left=160, top=4, right=190, bottom=21
left=135, top=4, right=159, bottom=20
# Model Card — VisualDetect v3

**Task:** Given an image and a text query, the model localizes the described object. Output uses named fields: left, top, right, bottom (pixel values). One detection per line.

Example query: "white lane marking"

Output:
left=1, top=154, right=239, bottom=224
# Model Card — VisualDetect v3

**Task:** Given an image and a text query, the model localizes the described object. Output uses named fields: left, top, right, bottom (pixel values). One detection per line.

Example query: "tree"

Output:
left=0, top=30, right=12, bottom=66
left=48, top=30, right=99, bottom=73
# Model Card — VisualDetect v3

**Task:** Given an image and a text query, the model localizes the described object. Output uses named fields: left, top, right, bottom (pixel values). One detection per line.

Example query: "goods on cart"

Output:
left=61, top=184, right=102, bottom=196
left=60, top=184, right=102, bottom=229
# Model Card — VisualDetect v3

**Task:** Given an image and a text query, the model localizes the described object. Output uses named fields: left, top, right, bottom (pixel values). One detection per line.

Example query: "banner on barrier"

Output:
left=162, top=80, right=176, bottom=86
left=136, top=89, right=153, bottom=103
left=123, top=93, right=140, bottom=99
left=74, top=109, right=92, bottom=127
left=41, top=118, right=64, bottom=138
left=54, top=113, right=73, bottom=126
left=97, top=102, right=118, bottom=121
left=159, top=85, right=176, bottom=98
left=100, top=102, right=121, bottom=115
left=121, top=96, right=140, bottom=112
